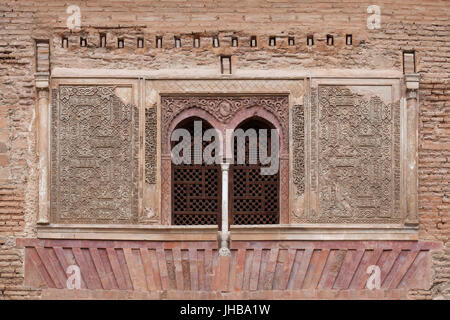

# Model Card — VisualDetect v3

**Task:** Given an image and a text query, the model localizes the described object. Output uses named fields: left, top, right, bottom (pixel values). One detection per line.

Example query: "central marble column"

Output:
left=218, top=162, right=231, bottom=256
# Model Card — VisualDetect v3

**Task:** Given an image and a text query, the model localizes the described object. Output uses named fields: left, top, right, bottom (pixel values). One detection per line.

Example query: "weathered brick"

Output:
left=0, top=0, right=449, bottom=300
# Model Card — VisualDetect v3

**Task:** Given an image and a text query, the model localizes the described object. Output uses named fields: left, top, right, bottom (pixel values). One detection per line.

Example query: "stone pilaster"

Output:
left=35, top=40, right=51, bottom=224
left=404, top=73, right=420, bottom=226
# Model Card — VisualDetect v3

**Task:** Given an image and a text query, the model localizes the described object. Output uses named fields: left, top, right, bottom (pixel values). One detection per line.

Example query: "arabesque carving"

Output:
left=145, top=107, right=157, bottom=184
left=301, top=86, right=401, bottom=223
left=292, top=104, right=305, bottom=196
left=161, top=96, right=289, bottom=154
left=50, top=86, right=139, bottom=223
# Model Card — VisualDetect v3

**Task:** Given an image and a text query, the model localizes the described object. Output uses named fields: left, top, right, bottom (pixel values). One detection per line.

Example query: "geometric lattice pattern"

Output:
left=172, top=119, right=220, bottom=225
left=172, top=165, right=220, bottom=225
left=230, top=119, right=279, bottom=225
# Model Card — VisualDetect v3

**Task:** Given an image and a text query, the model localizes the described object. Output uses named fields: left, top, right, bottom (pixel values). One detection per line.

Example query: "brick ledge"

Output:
left=35, top=223, right=419, bottom=241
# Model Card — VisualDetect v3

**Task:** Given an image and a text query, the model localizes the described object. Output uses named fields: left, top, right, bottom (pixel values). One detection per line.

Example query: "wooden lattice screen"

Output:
left=171, top=118, right=279, bottom=225
left=172, top=118, right=221, bottom=225
left=229, top=119, right=280, bottom=225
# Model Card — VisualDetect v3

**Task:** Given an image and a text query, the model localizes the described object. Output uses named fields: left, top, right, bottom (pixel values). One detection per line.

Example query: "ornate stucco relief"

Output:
left=149, top=79, right=304, bottom=225
left=292, top=103, right=305, bottom=197
left=159, top=94, right=290, bottom=224
left=50, top=86, right=139, bottom=224
left=160, top=95, right=290, bottom=154
left=145, top=107, right=157, bottom=184
left=295, top=85, right=401, bottom=224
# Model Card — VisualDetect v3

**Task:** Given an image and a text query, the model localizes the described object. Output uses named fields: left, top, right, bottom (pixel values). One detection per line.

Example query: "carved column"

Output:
left=218, top=162, right=231, bottom=256
left=36, top=74, right=50, bottom=224
left=35, top=40, right=51, bottom=224
left=405, top=73, right=420, bottom=226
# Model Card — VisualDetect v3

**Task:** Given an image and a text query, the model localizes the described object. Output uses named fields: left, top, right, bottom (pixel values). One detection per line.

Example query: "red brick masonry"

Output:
left=16, top=239, right=441, bottom=299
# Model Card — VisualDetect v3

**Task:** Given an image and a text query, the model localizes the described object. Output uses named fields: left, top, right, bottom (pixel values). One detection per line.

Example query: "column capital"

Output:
left=35, top=72, right=50, bottom=89
left=405, top=73, right=420, bottom=91
left=221, top=163, right=230, bottom=171
left=37, top=87, right=49, bottom=98
left=406, top=90, right=418, bottom=100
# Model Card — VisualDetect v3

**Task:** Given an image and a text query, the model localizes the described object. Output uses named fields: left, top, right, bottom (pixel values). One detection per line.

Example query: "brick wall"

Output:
left=0, top=0, right=39, bottom=299
left=0, top=0, right=448, bottom=299
left=0, top=186, right=40, bottom=299
left=415, top=77, right=450, bottom=299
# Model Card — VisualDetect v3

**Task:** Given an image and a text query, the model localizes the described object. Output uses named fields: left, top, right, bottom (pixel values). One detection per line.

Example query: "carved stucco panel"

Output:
left=292, top=103, right=305, bottom=197
left=142, top=105, right=159, bottom=223
left=145, top=107, right=157, bottom=184
left=295, top=86, right=401, bottom=224
left=50, top=86, right=139, bottom=224
left=291, top=102, right=305, bottom=221
left=46, top=79, right=407, bottom=227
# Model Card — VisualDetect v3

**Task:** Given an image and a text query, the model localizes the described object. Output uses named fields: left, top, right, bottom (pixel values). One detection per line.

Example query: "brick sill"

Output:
left=36, top=224, right=418, bottom=241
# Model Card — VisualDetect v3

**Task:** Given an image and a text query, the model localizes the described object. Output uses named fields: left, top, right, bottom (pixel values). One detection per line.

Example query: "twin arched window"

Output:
left=171, top=116, right=279, bottom=226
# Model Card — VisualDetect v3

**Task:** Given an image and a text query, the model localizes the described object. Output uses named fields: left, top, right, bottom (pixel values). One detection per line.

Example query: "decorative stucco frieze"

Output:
left=145, top=107, right=157, bottom=184
left=160, top=95, right=290, bottom=155
left=292, top=103, right=305, bottom=197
